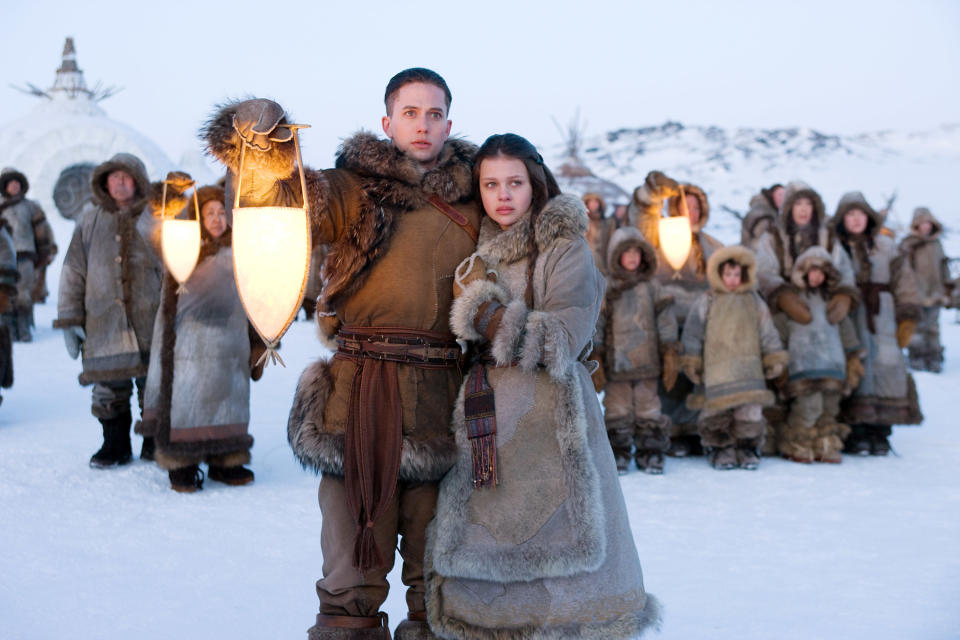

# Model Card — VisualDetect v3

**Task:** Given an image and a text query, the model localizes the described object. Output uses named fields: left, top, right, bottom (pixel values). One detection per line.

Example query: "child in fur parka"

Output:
left=427, top=134, right=658, bottom=640
left=594, top=226, right=679, bottom=474
left=778, top=247, right=863, bottom=463
left=899, top=207, right=953, bottom=372
left=681, top=246, right=789, bottom=470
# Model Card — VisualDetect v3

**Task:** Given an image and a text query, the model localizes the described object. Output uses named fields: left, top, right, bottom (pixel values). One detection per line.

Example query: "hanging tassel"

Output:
left=353, top=519, right=383, bottom=572
left=464, top=363, right=499, bottom=489
left=470, top=433, right=499, bottom=488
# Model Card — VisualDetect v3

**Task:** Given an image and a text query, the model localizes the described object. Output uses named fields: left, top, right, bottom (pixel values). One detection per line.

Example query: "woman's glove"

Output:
left=826, top=292, right=854, bottom=324
left=232, top=99, right=292, bottom=150
left=63, top=326, right=85, bottom=360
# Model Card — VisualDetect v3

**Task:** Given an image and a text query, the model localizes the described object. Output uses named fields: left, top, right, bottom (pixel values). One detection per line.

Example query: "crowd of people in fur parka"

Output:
left=583, top=173, right=957, bottom=473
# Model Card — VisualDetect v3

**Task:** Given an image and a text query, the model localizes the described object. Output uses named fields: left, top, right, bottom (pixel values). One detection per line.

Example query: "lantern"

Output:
left=232, top=124, right=312, bottom=367
left=659, top=216, right=692, bottom=277
left=160, top=182, right=201, bottom=294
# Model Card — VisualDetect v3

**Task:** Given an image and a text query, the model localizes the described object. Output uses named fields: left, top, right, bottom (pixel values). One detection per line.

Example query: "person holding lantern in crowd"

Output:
left=627, top=170, right=724, bottom=458
left=139, top=180, right=266, bottom=492
left=203, top=68, right=480, bottom=640
left=754, top=181, right=860, bottom=454
left=427, top=132, right=657, bottom=639
left=899, top=207, right=954, bottom=373
left=680, top=246, right=788, bottom=470
left=0, top=167, right=58, bottom=342
left=594, top=226, right=679, bottom=474
left=832, top=192, right=923, bottom=455
left=54, top=153, right=162, bottom=468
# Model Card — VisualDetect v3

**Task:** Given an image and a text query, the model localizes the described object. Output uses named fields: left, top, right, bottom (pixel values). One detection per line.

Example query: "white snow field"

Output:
left=2, top=295, right=958, bottom=639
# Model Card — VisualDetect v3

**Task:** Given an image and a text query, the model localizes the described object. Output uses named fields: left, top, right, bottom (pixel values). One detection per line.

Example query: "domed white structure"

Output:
left=0, top=38, right=174, bottom=220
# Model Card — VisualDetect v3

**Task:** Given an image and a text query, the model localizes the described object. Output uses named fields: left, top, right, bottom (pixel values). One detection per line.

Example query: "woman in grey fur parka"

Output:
left=426, top=134, right=658, bottom=640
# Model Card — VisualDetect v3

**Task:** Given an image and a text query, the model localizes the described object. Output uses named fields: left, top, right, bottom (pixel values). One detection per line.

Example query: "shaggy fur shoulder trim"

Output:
left=706, top=245, right=758, bottom=293
left=450, top=279, right=511, bottom=342
left=476, top=194, right=588, bottom=266
left=490, top=299, right=528, bottom=365
left=534, top=194, right=588, bottom=249
left=520, top=310, right=573, bottom=379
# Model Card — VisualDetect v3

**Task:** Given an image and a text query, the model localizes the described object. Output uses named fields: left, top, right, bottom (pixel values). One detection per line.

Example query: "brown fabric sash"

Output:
left=335, top=326, right=461, bottom=571
left=859, top=282, right=891, bottom=333
left=427, top=195, right=479, bottom=244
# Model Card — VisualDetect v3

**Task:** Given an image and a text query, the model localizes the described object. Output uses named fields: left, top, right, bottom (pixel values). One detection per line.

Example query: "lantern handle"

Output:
left=677, top=183, right=690, bottom=220
left=160, top=176, right=198, bottom=220
left=234, top=124, right=312, bottom=212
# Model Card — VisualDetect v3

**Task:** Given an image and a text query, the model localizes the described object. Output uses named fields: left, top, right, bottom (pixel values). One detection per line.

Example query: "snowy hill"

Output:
left=555, top=122, right=960, bottom=254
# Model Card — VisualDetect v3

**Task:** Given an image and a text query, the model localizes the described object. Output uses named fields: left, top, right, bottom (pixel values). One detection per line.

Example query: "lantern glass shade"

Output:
left=161, top=219, right=201, bottom=285
left=659, top=216, right=693, bottom=272
left=232, top=205, right=310, bottom=345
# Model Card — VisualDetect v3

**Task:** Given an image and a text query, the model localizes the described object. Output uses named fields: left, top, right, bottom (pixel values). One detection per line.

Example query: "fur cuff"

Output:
left=52, top=316, right=84, bottom=329
left=762, top=350, right=790, bottom=369
left=491, top=299, right=528, bottom=366
left=519, top=310, right=573, bottom=379
left=449, top=280, right=511, bottom=342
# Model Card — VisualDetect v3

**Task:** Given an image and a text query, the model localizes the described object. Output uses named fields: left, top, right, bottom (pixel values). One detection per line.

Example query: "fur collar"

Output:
left=706, top=245, right=758, bottom=293
left=335, top=131, right=475, bottom=206
left=790, top=246, right=841, bottom=291
left=476, top=194, right=587, bottom=265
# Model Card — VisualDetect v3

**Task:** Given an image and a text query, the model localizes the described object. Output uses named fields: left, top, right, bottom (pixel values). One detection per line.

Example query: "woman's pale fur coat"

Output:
left=427, top=195, right=659, bottom=639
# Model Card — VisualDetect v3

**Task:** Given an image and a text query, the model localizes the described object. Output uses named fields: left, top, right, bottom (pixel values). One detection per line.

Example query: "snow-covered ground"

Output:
left=2, top=291, right=959, bottom=639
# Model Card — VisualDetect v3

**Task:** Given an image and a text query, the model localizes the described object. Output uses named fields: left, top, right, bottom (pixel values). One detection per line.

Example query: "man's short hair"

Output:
left=384, top=68, right=452, bottom=115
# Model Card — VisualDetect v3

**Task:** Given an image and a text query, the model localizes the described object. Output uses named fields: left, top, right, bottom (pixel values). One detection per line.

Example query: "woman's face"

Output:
left=791, top=197, right=814, bottom=226
left=843, top=208, right=869, bottom=235
left=201, top=199, right=228, bottom=239
left=478, top=156, right=533, bottom=230
left=771, top=186, right=785, bottom=209
left=684, top=194, right=701, bottom=227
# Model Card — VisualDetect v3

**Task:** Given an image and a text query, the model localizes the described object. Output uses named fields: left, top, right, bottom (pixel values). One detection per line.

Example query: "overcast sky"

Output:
left=2, top=0, right=958, bottom=168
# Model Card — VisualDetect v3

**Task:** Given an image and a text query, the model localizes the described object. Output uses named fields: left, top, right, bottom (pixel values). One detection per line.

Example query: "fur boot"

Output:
left=733, top=419, right=766, bottom=470
left=89, top=411, right=133, bottom=468
left=812, top=418, right=849, bottom=463
left=699, top=413, right=737, bottom=470
left=762, top=405, right=785, bottom=456
left=634, top=416, right=670, bottom=474
left=843, top=424, right=873, bottom=456
left=605, top=418, right=633, bottom=474
left=394, top=618, right=437, bottom=640
left=307, top=613, right=391, bottom=640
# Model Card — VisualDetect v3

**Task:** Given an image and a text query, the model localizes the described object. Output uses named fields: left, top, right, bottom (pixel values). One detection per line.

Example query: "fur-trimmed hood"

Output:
left=908, top=207, right=943, bottom=239
left=475, top=194, right=588, bottom=265
left=582, top=191, right=607, bottom=219
left=778, top=181, right=826, bottom=230
left=706, top=245, right=757, bottom=293
left=605, top=226, right=657, bottom=290
left=0, top=167, right=28, bottom=198
left=667, top=183, right=710, bottom=231
left=334, top=131, right=475, bottom=205
left=790, top=246, right=841, bottom=291
left=832, top=190, right=882, bottom=240
left=90, top=153, right=150, bottom=212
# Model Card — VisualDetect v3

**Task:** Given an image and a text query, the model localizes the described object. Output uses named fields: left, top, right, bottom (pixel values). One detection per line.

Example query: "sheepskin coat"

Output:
left=833, top=192, right=923, bottom=425
left=54, top=153, right=162, bottom=385
left=782, top=247, right=861, bottom=399
left=681, top=246, right=788, bottom=412
left=596, top=226, right=677, bottom=382
left=426, top=195, right=658, bottom=640
left=140, top=234, right=255, bottom=458
left=0, top=168, right=57, bottom=304
left=741, top=190, right=778, bottom=250
left=629, top=181, right=723, bottom=327
left=202, top=104, right=483, bottom=483
left=755, top=181, right=859, bottom=310
left=899, top=207, right=951, bottom=307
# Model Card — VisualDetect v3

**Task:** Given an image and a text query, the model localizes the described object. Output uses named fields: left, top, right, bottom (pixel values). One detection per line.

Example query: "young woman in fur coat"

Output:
left=140, top=183, right=265, bottom=492
left=426, top=134, right=658, bottom=639
left=833, top=192, right=923, bottom=455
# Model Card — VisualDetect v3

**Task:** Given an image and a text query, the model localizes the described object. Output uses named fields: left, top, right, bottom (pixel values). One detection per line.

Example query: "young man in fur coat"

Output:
left=899, top=207, right=953, bottom=372
left=202, top=68, right=480, bottom=640
left=594, top=226, right=679, bottom=474
left=681, top=246, right=789, bottom=470
left=54, top=153, right=162, bottom=468
left=0, top=167, right=58, bottom=342
left=627, top=170, right=724, bottom=458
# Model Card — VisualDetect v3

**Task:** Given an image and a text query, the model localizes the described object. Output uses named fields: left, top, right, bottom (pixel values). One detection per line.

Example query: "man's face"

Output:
left=4, top=180, right=21, bottom=197
left=201, top=199, right=228, bottom=239
left=107, top=170, right=136, bottom=207
left=721, top=263, right=742, bottom=291
left=381, top=82, right=451, bottom=170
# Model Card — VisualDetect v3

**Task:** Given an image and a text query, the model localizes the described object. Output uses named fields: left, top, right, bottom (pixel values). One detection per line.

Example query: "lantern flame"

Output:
left=659, top=216, right=692, bottom=274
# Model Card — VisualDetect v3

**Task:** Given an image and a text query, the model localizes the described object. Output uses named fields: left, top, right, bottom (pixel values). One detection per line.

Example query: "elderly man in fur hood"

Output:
left=202, top=68, right=480, bottom=640
left=778, top=247, right=863, bottom=463
left=0, top=167, right=57, bottom=342
left=594, top=226, right=679, bottom=474
left=681, top=246, right=788, bottom=470
left=582, top=191, right=616, bottom=275
left=54, top=153, right=162, bottom=468
left=899, top=207, right=953, bottom=372
left=627, top=170, right=724, bottom=458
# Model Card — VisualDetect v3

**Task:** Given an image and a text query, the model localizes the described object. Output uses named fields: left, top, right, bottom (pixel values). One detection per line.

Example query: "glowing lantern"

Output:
left=160, top=182, right=201, bottom=293
left=232, top=124, right=312, bottom=367
left=659, top=216, right=692, bottom=277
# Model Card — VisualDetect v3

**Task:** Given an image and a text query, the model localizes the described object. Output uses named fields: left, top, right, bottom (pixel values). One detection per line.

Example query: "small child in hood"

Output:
left=779, top=247, right=863, bottom=463
left=594, top=227, right=679, bottom=474
left=899, top=207, right=953, bottom=373
left=681, top=246, right=788, bottom=470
